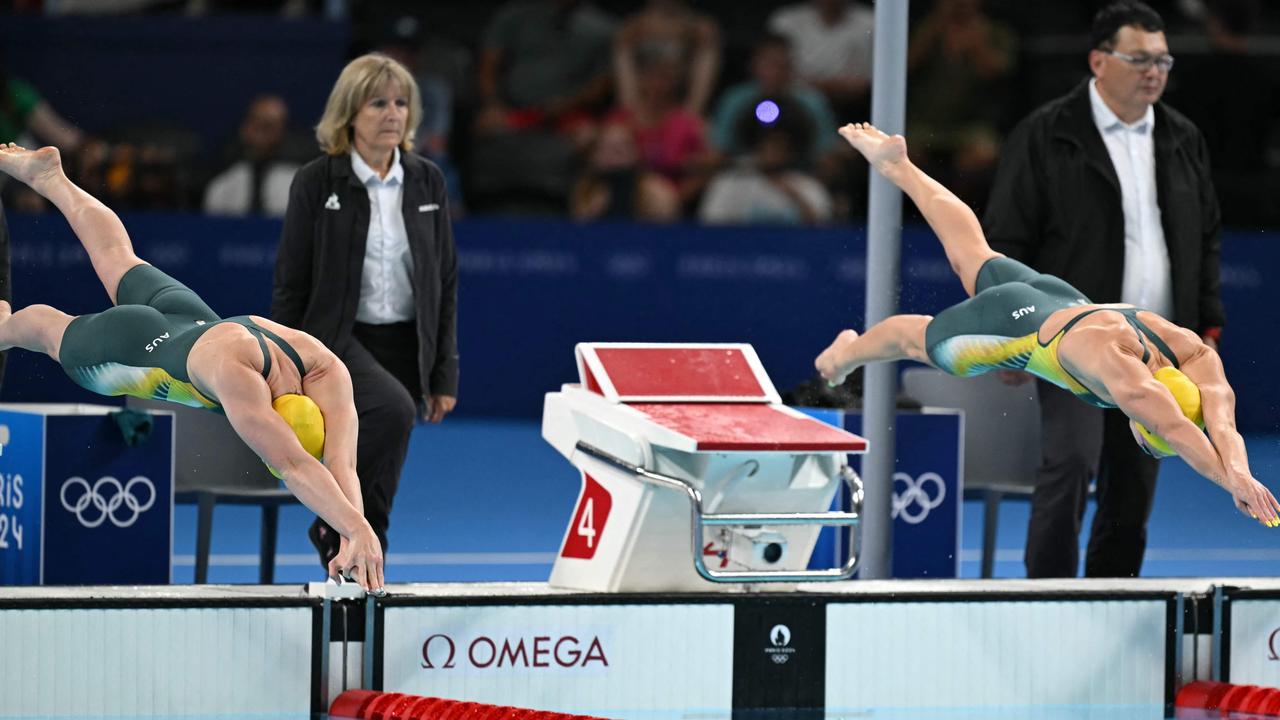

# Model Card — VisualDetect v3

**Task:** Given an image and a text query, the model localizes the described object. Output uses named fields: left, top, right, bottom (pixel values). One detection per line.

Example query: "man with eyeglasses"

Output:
left=982, top=1, right=1223, bottom=579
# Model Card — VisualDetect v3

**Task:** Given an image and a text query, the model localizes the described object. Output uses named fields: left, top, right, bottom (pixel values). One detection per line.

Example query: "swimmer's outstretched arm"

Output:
left=300, top=352, right=363, bottom=516
left=1089, top=345, right=1280, bottom=526
left=1177, top=344, right=1274, bottom=521
left=815, top=315, right=935, bottom=385
left=215, top=363, right=385, bottom=590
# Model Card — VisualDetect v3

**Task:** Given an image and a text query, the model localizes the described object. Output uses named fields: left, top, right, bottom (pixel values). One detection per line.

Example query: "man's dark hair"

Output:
left=1090, top=1, right=1165, bottom=50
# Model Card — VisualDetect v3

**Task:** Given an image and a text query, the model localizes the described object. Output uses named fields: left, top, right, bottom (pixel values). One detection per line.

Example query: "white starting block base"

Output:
left=542, top=343, right=867, bottom=592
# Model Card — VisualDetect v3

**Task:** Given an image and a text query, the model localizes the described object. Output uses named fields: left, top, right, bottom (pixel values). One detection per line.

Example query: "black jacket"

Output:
left=272, top=152, right=459, bottom=399
left=982, top=80, right=1224, bottom=332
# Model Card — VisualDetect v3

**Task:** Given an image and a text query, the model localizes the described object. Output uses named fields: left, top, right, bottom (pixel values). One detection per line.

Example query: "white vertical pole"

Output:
left=859, top=0, right=910, bottom=579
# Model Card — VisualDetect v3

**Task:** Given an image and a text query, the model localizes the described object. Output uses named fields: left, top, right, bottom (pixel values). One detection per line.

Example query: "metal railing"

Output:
left=575, top=441, right=862, bottom=583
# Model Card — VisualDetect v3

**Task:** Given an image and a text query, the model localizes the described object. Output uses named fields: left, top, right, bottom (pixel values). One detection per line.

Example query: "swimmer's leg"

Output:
left=838, top=123, right=1000, bottom=297
left=815, top=314, right=933, bottom=385
left=0, top=301, right=73, bottom=362
left=0, top=143, right=144, bottom=305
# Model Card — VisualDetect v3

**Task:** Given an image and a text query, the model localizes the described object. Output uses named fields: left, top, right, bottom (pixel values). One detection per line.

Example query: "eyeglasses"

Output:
left=1104, top=49, right=1175, bottom=72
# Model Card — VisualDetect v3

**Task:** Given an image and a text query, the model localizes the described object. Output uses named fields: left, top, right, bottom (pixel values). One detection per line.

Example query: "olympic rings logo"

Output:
left=891, top=472, right=946, bottom=525
left=60, top=476, right=156, bottom=528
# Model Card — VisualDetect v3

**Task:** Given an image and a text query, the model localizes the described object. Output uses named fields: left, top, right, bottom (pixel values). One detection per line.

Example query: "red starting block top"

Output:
left=629, top=403, right=867, bottom=452
left=577, top=343, right=779, bottom=403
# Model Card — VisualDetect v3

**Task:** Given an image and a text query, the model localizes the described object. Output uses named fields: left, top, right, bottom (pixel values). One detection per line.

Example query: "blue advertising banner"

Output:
left=0, top=411, right=46, bottom=584
left=5, top=214, right=1277, bottom=434
left=868, top=411, right=963, bottom=579
left=804, top=409, right=962, bottom=579
left=41, top=413, right=173, bottom=585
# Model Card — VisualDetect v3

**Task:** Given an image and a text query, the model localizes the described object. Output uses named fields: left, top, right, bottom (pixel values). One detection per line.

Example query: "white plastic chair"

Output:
left=127, top=397, right=300, bottom=583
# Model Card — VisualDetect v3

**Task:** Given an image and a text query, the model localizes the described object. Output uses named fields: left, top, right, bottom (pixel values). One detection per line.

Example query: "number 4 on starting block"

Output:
left=560, top=475, right=612, bottom=559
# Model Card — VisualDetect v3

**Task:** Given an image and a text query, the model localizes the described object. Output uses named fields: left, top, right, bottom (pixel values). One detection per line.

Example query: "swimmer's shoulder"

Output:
left=246, top=316, right=339, bottom=373
left=1053, top=307, right=1144, bottom=357
left=246, top=315, right=311, bottom=343
left=1133, top=311, right=1208, bottom=362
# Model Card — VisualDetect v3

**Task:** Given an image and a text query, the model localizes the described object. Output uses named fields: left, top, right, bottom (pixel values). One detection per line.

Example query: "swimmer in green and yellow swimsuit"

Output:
left=814, top=123, right=1279, bottom=528
left=924, top=255, right=1178, bottom=410
left=59, top=264, right=298, bottom=409
left=0, top=142, right=385, bottom=591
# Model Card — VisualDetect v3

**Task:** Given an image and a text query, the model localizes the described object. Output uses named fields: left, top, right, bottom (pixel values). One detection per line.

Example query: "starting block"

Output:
left=542, top=343, right=867, bottom=592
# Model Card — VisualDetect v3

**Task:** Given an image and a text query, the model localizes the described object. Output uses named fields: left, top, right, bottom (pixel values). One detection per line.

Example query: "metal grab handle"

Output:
left=574, top=441, right=862, bottom=583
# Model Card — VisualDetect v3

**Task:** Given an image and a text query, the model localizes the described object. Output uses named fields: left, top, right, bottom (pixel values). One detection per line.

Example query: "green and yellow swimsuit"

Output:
left=58, top=264, right=306, bottom=409
left=925, top=257, right=1179, bottom=408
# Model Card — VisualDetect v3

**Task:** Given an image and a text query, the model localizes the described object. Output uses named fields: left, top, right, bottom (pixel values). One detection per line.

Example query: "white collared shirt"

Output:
left=1088, top=79, right=1173, bottom=318
left=350, top=148, right=415, bottom=324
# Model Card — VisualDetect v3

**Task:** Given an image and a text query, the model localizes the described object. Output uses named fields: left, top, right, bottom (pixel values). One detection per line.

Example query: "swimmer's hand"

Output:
left=330, top=524, right=386, bottom=595
left=339, top=570, right=386, bottom=598
left=816, top=329, right=860, bottom=386
left=1225, top=474, right=1280, bottom=528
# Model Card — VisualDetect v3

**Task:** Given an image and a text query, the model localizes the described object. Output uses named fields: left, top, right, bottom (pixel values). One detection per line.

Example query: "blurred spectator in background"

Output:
left=569, top=119, right=679, bottom=222
left=470, top=0, right=615, bottom=213
left=274, top=54, right=459, bottom=567
left=204, top=95, right=299, bottom=217
left=906, top=0, right=1015, bottom=206
left=608, top=49, right=710, bottom=211
left=767, top=0, right=874, bottom=120
left=614, top=0, right=720, bottom=116
left=699, top=97, right=832, bottom=225
left=41, top=0, right=321, bottom=14
left=184, top=0, right=318, bottom=15
left=64, top=127, right=198, bottom=212
left=710, top=33, right=837, bottom=176
left=0, top=62, right=84, bottom=152
left=129, top=142, right=191, bottom=209
left=1169, top=0, right=1278, bottom=226
left=1, top=60, right=86, bottom=211
left=375, top=13, right=467, bottom=217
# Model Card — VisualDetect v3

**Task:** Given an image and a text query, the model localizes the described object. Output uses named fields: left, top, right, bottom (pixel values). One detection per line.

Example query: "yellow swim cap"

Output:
left=268, top=393, right=325, bottom=479
left=1135, top=367, right=1204, bottom=457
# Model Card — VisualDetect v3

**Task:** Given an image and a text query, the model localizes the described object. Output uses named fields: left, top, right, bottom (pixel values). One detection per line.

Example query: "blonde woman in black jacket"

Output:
left=273, top=53, right=459, bottom=569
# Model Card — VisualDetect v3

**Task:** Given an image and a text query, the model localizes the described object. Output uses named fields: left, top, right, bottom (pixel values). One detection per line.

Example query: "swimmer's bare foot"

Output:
left=837, top=123, right=908, bottom=175
left=0, top=143, right=63, bottom=193
left=816, top=329, right=860, bottom=385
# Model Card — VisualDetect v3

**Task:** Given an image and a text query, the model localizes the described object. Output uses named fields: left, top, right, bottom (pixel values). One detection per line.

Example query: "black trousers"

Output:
left=313, top=321, right=419, bottom=554
left=1024, top=380, right=1160, bottom=578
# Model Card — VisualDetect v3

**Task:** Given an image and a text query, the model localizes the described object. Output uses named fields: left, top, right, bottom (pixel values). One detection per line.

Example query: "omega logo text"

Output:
left=422, top=633, right=608, bottom=670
